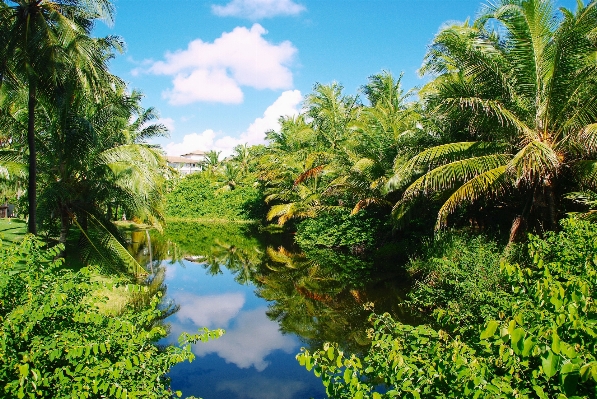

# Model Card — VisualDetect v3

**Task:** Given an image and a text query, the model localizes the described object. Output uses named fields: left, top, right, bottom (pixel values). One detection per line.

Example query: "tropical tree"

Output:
left=389, top=0, right=597, bottom=239
left=36, top=79, right=170, bottom=269
left=0, top=0, right=119, bottom=234
left=200, top=149, right=221, bottom=176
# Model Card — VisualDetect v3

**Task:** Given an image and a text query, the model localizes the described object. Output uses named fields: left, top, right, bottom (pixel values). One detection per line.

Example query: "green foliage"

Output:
left=298, top=218, right=597, bottom=398
left=166, top=173, right=265, bottom=220
left=0, top=236, right=223, bottom=398
left=406, top=232, right=510, bottom=339
left=295, top=209, right=389, bottom=253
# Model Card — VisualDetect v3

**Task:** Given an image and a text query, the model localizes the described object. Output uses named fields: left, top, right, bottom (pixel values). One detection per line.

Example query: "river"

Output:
left=127, top=220, right=410, bottom=399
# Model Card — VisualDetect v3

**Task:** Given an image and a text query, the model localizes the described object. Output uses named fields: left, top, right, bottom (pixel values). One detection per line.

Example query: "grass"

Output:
left=0, top=218, right=145, bottom=316
left=0, top=218, right=28, bottom=243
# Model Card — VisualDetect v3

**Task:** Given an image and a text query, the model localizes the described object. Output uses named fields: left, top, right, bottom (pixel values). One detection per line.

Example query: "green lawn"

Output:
left=0, top=218, right=27, bottom=243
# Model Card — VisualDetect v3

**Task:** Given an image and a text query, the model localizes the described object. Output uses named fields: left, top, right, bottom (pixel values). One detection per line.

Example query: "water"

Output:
left=129, top=221, right=410, bottom=399
left=160, top=263, right=325, bottom=399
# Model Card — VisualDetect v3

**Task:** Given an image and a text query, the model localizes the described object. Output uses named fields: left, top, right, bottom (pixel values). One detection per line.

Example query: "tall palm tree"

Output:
left=0, top=0, right=118, bottom=234
left=36, top=80, right=170, bottom=270
left=389, top=0, right=597, bottom=239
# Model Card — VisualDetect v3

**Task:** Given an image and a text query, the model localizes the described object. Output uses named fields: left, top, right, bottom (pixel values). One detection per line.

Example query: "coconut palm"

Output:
left=389, top=0, right=597, bottom=239
left=0, top=0, right=119, bottom=234
left=35, top=80, right=170, bottom=271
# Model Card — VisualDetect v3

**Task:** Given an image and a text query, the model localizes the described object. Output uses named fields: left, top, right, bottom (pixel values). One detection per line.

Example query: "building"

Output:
left=166, top=149, right=206, bottom=176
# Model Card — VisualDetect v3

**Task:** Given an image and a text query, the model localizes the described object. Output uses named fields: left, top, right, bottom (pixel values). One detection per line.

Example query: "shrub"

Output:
left=295, top=209, right=389, bottom=253
left=0, top=236, right=222, bottom=398
left=299, top=218, right=597, bottom=398
left=165, top=173, right=265, bottom=220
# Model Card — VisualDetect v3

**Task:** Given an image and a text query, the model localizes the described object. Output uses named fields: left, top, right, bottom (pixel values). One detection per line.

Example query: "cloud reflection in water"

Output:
left=193, top=308, right=296, bottom=371
left=173, top=292, right=245, bottom=328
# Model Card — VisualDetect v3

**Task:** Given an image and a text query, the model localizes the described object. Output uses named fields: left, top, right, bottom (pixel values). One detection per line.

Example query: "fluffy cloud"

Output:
left=173, top=292, right=245, bottom=328
left=164, top=129, right=217, bottom=157
left=192, top=308, right=297, bottom=371
left=164, top=89, right=302, bottom=156
left=155, top=117, right=175, bottom=132
left=142, top=24, right=296, bottom=105
left=212, top=0, right=305, bottom=20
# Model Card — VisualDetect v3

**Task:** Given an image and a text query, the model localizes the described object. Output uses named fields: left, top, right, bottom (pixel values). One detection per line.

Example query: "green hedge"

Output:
left=165, top=173, right=265, bottom=220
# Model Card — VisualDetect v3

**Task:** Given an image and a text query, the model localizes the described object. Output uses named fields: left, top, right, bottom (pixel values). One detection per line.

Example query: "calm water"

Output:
left=128, top=221, right=410, bottom=399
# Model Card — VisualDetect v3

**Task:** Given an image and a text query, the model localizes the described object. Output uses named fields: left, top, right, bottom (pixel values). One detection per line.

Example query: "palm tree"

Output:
left=36, top=80, right=170, bottom=271
left=389, top=0, right=597, bottom=239
left=0, top=0, right=118, bottom=234
left=201, top=150, right=221, bottom=176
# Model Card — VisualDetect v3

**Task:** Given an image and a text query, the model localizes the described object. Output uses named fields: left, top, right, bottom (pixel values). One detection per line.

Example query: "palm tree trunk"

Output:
left=27, top=82, right=37, bottom=235
left=59, top=204, right=70, bottom=252
left=545, top=179, right=557, bottom=230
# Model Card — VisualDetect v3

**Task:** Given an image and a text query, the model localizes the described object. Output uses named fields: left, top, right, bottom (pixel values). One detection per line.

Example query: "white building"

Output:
left=166, top=149, right=206, bottom=175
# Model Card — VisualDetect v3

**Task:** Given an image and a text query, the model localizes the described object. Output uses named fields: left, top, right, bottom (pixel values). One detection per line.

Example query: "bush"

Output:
left=0, top=236, right=222, bottom=398
left=299, top=218, right=597, bottom=398
left=405, top=232, right=510, bottom=339
left=295, top=209, right=389, bottom=253
left=166, top=173, right=265, bottom=220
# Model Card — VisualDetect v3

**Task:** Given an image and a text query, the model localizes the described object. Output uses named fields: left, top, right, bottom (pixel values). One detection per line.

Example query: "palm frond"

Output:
left=436, top=165, right=509, bottom=229
left=507, top=140, right=560, bottom=184
left=387, top=141, right=508, bottom=192
left=572, top=160, right=597, bottom=190
left=351, top=197, right=392, bottom=215
left=402, top=154, right=512, bottom=201
left=294, top=165, right=326, bottom=186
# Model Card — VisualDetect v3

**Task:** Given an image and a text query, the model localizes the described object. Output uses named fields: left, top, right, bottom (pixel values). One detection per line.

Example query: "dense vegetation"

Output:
left=0, top=236, right=223, bottom=398
left=297, top=218, right=597, bottom=398
left=2, top=0, right=597, bottom=397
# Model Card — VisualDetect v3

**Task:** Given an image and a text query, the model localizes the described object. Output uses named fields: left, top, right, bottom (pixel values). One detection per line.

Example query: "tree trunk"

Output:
left=59, top=205, right=70, bottom=246
left=545, top=179, right=557, bottom=230
left=27, top=82, right=37, bottom=235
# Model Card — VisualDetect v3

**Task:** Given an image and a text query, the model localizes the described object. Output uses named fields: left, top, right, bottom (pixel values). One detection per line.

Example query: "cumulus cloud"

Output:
left=164, top=90, right=302, bottom=157
left=155, top=117, right=175, bottom=132
left=192, top=308, right=297, bottom=371
left=212, top=0, right=305, bottom=20
left=141, top=24, right=296, bottom=105
left=164, top=129, right=217, bottom=157
left=173, top=292, right=245, bottom=328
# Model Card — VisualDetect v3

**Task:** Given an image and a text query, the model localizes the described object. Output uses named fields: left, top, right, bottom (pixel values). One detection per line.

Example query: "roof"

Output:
left=181, top=149, right=206, bottom=156
left=166, top=155, right=198, bottom=163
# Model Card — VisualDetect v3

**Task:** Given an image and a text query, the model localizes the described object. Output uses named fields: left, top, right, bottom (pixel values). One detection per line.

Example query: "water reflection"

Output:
left=125, top=221, right=409, bottom=399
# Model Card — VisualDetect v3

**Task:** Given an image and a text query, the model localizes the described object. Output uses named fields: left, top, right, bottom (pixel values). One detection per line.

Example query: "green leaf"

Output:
left=481, top=320, right=499, bottom=339
left=533, top=385, right=548, bottom=399
left=522, top=336, right=537, bottom=357
left=552, top=332, right=561, bottom=354
left=541, top=350, right=561, bottom=379
left=327, top=347, right=334, bottom=361
left=511, top=328, right=525, bottom=355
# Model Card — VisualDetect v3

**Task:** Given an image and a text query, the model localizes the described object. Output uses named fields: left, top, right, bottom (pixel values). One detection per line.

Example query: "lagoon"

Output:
left=131, top=221, right=408, bottom=399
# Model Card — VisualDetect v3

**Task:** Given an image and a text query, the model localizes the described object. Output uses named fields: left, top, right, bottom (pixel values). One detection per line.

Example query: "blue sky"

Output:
left=94, top=0, right=576, bottom=157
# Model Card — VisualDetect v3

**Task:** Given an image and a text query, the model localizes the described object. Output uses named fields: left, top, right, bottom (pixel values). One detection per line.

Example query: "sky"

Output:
left=93, top=0, right=577, bottom=157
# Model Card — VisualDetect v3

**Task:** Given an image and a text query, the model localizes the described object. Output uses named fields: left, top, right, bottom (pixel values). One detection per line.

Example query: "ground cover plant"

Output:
left=298, top=217, right=597, bottom=398
left=0, top=236, right=223, bottom=398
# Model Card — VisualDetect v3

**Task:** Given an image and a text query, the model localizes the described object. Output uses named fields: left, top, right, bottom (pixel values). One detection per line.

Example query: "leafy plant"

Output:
left=0, top=236, right=223, bottom=398
left=298, top=218, right=597, bottom=398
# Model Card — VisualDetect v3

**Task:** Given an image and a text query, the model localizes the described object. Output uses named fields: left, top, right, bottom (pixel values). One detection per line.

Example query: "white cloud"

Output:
left=155, top=117, right=175, bottom=132
left=143, top=24, right=296, bottom=105
left=173, top=292, right=245, bottom=328
left=236, top=89, right=302, bottom=144
left=164, top=90, right=302, bottom=157
left=164, top=129, right=217, bottom=156
left=192, top=308, right=296, bottom=371
left=212, top=0, right=305, bottom=20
